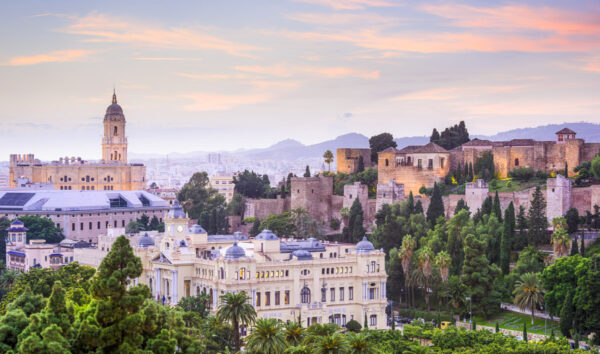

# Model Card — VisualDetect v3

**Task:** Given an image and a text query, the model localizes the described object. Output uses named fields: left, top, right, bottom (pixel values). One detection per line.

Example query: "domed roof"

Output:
left=104, top=91, right=125, bottom=122
left=292, top=249, right=313, bottom=260
left=255, top=229, right=279, bottom=241
left=233, top=231, right=249, bottom=241
left=224, top=242, right=246, bottom=260
left=189, top=224, right=206, bottom=234
left=6, top=220, right=28, bottom=232
left=138, top=233, right=155, bottom=248
left=167, top=200, right=186, bottom=219
left=356, top=236, right=375, bottom=254
left=11, top=220, right=24, bottom=226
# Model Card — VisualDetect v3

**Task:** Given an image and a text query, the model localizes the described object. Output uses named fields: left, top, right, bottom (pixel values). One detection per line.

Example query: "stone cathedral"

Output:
left=9, top=90, right=146, bottom=191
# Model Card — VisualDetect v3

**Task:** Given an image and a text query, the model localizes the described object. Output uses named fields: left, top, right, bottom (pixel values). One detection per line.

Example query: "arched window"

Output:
left=385, top=159, right=389, bottom=166
left=301, top=286, right=311, bottom=304
left=515, top=158, right=519, bottom=166
left=113, top=126, right=118, bottom=136
left=114, top=151, right=118, bottom=160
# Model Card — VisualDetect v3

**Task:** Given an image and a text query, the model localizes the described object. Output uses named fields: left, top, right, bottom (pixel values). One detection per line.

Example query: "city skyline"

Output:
left=2, top=0, right=599, bottom=160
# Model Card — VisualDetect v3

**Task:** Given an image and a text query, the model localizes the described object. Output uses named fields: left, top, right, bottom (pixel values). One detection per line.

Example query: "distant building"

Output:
left=337, top=148, right=371, bottom=174
left=207, top=153, right=222, bottom=165
left=210, top=173, right=235, bottom=203
left=9, top=91, right=146, bottom=191
left=5, top=220, right=91, bottom=272
left=0, top=190, right=169, bottom=243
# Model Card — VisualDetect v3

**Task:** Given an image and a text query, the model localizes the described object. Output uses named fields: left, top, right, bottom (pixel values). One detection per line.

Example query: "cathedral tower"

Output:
left=102, top=90, right=128, bottom=163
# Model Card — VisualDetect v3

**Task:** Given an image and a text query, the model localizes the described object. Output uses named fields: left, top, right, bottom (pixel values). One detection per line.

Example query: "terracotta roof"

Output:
left=556, top=128, right=576, bottom=135
left=379, top=147, right=402, bottom=153
left=504, top=139, right=536, bottom=146
left=460, top=139, right=494, bottom=147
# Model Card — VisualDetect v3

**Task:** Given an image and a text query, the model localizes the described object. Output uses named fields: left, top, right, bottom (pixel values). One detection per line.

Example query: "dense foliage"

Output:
left=178, top=172, right=230, bottom=234
left=430, top=121, right=470, bottom=150
left=369, top=132, right=397, bottom=163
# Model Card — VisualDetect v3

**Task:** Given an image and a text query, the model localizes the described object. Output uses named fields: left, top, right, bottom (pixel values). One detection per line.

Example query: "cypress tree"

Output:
left=559, top=292, right=574, bottom=337
left=426, top=183, right=445, bottom=226
left=565, top=162, right=569, bottom=177
left=304, top=165, right=311, bottom=178
left=574, top=333, right=580, bottom=349
left=364, top=313, right=368, bottom=330
left=495, top=322, right=500, bottom=333
left=407, top=191, right=415, bottom=214
left=570, top=236, right=579, bottom=256
left=481, top=197, right=493, bottom=216
left=463, top=163, right=469, bottom=182
left=528, top=186, right=547, bottom=246
left=414, top=200, right=424, bottom=214
left=468, top=162, right=474, bottom=182
left=522, top=323, right=527, bottom=341
left=456, top=162, right=463, bottom=183
left=344, top=198, right=365, bottom=243
left=430, top=128, right=440, bottom=142
left=580, top=236, right=585, bottom=256
left=455, top=199, right=469, bottom=215
left=500, top=202, right=515, bottom=274
left=472, top=319, right=476, bottom=331
left=357, top=156, right=365, bottom=173
left=493, top=191, right=503, bottom=222
left=250, top=218, right=261, bottom=237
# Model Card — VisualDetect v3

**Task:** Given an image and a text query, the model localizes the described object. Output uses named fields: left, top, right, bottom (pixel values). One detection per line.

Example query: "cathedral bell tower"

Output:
left=102, top=90, right=128, bottom=163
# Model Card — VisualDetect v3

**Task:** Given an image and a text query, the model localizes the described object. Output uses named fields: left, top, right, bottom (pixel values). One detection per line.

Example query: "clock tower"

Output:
left=102, top=90, right=128, bottom=163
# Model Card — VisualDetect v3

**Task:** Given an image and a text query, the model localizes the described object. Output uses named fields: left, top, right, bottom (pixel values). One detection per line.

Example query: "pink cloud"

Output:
left=234, top=62, right=379, bottom=79
left=64, top=13, right=260, bottom=58
left=180, top=93, right=272, bottom=111
left=4, top=49, right=94, bottom=66
left=294, top=0, right=397, bottom=10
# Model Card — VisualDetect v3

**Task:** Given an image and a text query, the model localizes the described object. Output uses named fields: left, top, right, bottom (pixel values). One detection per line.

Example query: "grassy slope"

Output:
left=473, top=311, right=559, bottom=335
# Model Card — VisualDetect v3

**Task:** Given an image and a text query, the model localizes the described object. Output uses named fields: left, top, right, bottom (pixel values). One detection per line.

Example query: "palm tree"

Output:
left=513, top=272, right=545, bottom=325
left=216, top=291, right=257, bottom=352
left=347, top=332, right=376, bottom=354
left=284, top=321, right=304, bottom=346
left=323, top=150, right=334, bottom=172
left=312, top=332, right=349, bottom=354
left=246, top=318, right=288, bottom=354
left=551, top=227, right=570, bottom=258
left=303, top=323, right=339, bottom=346
left=435, top=251, right=452, bottom=309
left=285, top=345, right=311, bottom=354
left=398, top=235, right=416, bottom=306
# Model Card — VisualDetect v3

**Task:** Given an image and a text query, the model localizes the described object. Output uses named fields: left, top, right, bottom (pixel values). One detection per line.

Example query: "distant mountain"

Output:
left=473, top=122, right=600, bottom=142
left=240, top=133, right=368, bottom=160
left=394, top=136, right=429, bottom=149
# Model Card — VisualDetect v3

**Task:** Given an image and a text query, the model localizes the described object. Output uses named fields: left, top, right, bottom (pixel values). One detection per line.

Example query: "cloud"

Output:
left=421, top=4, right=600, bottom=36
left=294, top=0, right=397, bottom=10
left=63, top=13, right=261, bottom=58
left=287, top=12, right=396, bottom=26
left=174, top=72, right=255, bottom=80
left=180, top=93, right=272, bottom=111
left=234, top=62, right=379, bottom=79
left=393, top=85, right=531, bottom=101
left=4, top=49, right=94, bottom=66
left=132, top=57, right=203, bottom=61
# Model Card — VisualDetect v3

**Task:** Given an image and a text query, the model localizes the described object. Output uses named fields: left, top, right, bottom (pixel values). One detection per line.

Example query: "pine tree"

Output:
left=92, top=235, right=149, bottom=352
left=426, top=183, right=445, bottom=226
left=407, top=191, right=415, bottom=214
left=559, top=291, right=574, bottom=337
left=570, top=236, right=579, bottom=256
left=414, top=200, right=424, bottom=214
left=304, top=165, right=311, bottom=178
left=357, top=156, right=365, bottom=173
left=493, top=192, right=503, bottom=222
left=500, top=202, right=515, bottom=274
left=462, top=234, right=501, bottom=318
left=528, top=186, right=547, bottom=246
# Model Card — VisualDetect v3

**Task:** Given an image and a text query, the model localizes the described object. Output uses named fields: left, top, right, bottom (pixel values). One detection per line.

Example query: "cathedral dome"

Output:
left=292, top=249, right=313, bottom=260
left=104, top=91, right=126, bottom=122
left=189, top=224, right=206, bottom=234
left=356, top=236, right=375, bottom=254
left=137, top=233, right=155, bottom=248
left=255, top=229, right=279, bottom=241
left=167, top=200, right=186, bottom=219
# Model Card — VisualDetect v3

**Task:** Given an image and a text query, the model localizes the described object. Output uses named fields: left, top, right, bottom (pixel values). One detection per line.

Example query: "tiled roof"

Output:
left=379, top=147, right=402, bottom=153
left=398, top=142, right=448, bottom=154
left=556, top=128, right=576, bottom=134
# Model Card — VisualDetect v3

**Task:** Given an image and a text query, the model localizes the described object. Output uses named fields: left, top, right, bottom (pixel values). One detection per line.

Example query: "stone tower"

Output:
left=547, top=174, right=572, bottom=223
left=102, top=90, right=128, bottom=163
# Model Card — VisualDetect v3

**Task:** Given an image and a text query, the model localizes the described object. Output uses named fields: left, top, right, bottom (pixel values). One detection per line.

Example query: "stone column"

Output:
left=171, top=270, right=178, bottom=305
left=251, top=289, right=256, bottom=306
left=213, top=288, right=218, bottom=308
left=154, top=268, right=160, bottom=297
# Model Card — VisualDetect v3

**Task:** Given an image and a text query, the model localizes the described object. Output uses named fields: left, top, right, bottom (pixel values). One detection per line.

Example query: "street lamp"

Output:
left=465, top=296, right=472, bottom=328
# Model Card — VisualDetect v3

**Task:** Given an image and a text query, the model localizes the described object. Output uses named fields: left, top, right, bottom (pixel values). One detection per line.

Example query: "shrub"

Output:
left=509, top=167, right=535, bottom=181
left=535, top=170, right=551, bottom=179
left=329, top=218, right=340, bottom=230
left=345, top=319, right=362, bottom=332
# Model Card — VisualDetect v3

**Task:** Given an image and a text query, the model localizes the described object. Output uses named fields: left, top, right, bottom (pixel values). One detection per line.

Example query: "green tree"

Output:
left=570, top=235, right=579, bottom=256
left=342, top=198, right=365, bottom=243
left=149, top=215, right=160, bottom=230
left=522, top=323, right=528, bottom=341
left=217, top=291, right=257, bottom=352
left=233, top=170, right=271, bottom=198
left=492, top=192, right=502, bottom=222
left=573, top=255, right=600, bottom=335
left=0, top=217, right=11, bottom=264
left=304, top=166, right=311, bottom=178
left=426, top=183, right=445, bottom=226
left=559, top=291, right=574, bottom=337
left=369, top=133, right=397, bottom=163
left=462, top=234, right=501, bottom=317
left=541, top=254, right=586, bottom=315
left=447, top=210, right=473, bottom=276
left=591, top=156, right=600, bottom=179
left=500, top=202, right=515, bottom=274
left=528, top=186, right=547, bottom=246
left=323, top=150, right=334, bottom=172
left=91, top=235, right=149, bottom=352
left=513, top=273, right=545, bottom=325
left=178, top=172, right=228, bottom=228
left=246, top=318, right=287, bottom=354
left=345, top=319, right=361, bottom=333
left=347, top=331, right=375, bottom=354
left=430, top=121, right=470, bottom=150
left=250, top=218, right=262, bottom=237
left=177, top=292, right=210, bottom=318
left=226, top=193, right=246, bottom=217
left=474, top=151, right=495, bottom=181
left=566, top=208, right=579, bottom=234
left=138, top=214, right=150, bottom=230
left=126, top=220, right=140, bottom=234
left=407, top=192, right=415, bottom=214
left=284, top=321, right=304, bottom=346
left=260, top=212, right=295, bottom=237
left=357, top=156, right=365, bottom=173
left=312, top=332, right=349, bottom=354
left=580, top=236, right=585, bottom=256
left=17, top=215, right=64, bottom=244
left=551, top=227, right=570, bottom=258
left=454, top=199, right=469, bottom=216
left=414, top=200, right=424, bottom=214
left=513, top=246, right=545, bottom=275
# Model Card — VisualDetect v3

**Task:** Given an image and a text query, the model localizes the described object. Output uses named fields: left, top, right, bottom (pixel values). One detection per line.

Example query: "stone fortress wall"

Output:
left=336, top=148, right=371, bottom=174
